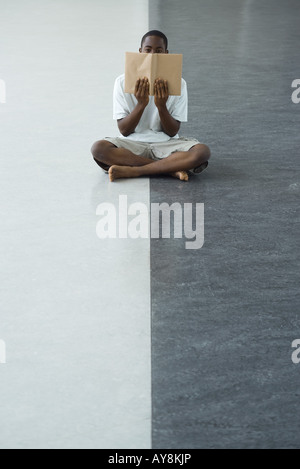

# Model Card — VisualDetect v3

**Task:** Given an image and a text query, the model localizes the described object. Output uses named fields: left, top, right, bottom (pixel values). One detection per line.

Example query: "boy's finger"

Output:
left=159, top=81, right=165, bottom=98
left=135, top=79, right=140, bottom=93
left=156, top=83, right=161, bottom=99
left=142, top=78, right=148, bottom=95
left=139, top=78, right=146, bottom=94
left=164, top=80, right=169, bottom=95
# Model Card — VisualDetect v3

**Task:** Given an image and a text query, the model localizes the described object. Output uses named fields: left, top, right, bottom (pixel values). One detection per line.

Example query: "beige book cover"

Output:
left=125, top=52, right=183, bottom=96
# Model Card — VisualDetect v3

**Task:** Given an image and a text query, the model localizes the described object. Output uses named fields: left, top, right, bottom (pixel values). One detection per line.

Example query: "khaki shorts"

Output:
left=103, top=137, right=208, bottom=174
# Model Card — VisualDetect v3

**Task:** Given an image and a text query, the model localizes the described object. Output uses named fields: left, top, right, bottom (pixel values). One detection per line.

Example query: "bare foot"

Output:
left=108, top=166, right=189, bottom=182
left=170, top=171, right=189, bottom=182
left=109, top=165, right=139, bottom=181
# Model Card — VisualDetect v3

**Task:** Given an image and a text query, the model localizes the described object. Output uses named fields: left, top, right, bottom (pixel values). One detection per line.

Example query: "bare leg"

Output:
left=91, top=140, right=189, bottom=181
left=109, top=144, right=211, bottom=182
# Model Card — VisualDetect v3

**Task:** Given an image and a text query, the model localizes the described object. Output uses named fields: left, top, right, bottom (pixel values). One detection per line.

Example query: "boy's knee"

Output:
left=91, top=140, right=117, bottom=167
left=199, top=144, right=211, bottom=160
left=191, top=144, right=211, bottom=164
left=91, top=140, right=105, bottom=158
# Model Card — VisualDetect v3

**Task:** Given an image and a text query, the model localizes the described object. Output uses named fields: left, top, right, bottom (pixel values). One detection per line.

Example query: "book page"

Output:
left=155, top=54, right=182, bottom=96
left=125, top=52, right=152, bottom=94
left=125, top=52, right=182, bottom=96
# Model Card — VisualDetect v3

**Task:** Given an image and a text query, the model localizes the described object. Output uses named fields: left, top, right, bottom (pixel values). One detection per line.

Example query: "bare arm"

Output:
left=154, top=79, right=181, bottom=137
left=118, top=78, right=149, bottom=137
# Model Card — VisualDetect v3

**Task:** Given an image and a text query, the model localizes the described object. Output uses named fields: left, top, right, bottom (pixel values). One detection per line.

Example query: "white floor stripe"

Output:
left=0, top=0, right=150, bottom=449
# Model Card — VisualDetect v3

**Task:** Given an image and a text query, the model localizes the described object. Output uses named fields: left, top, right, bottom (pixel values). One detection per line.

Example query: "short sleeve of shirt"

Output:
left=167, top=79, right=188, bottom=123
left=113, top=75, right=131, bottom=120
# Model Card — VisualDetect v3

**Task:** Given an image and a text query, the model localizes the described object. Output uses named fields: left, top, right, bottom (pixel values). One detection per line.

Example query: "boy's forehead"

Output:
left=142, top=36, right=165, bottom=48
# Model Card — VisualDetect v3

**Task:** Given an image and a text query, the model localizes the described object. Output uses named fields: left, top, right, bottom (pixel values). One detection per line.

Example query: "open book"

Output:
left=125, top=52, right=183, bottom=96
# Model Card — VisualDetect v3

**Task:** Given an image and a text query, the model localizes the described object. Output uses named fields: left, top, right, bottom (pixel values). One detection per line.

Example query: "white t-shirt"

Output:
left=113, top=74, right=188, bottom=142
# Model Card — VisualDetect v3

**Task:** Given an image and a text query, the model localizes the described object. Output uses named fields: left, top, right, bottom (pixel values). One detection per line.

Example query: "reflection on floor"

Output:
left=0, top=0, right=150, bottom=450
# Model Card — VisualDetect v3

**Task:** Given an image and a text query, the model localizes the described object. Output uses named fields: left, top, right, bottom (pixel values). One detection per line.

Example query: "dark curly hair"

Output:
left=141, top=30, right=168, bottom=50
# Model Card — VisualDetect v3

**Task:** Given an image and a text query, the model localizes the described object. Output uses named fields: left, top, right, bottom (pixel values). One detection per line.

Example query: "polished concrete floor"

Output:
left=150, top=0, right=300, bottom=449
left=0, top=0, right=150, bottom=449
left=0, top=0, right=299, bottom=450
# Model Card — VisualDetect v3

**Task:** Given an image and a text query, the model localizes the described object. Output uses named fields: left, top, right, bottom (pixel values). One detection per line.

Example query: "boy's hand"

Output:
left=135, top=77, right=149, bottom=107
left=154, top=79, right=169, bottom=109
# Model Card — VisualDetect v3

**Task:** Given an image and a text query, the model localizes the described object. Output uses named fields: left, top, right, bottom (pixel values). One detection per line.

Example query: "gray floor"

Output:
left=150, top=0, right=300, bottom=449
